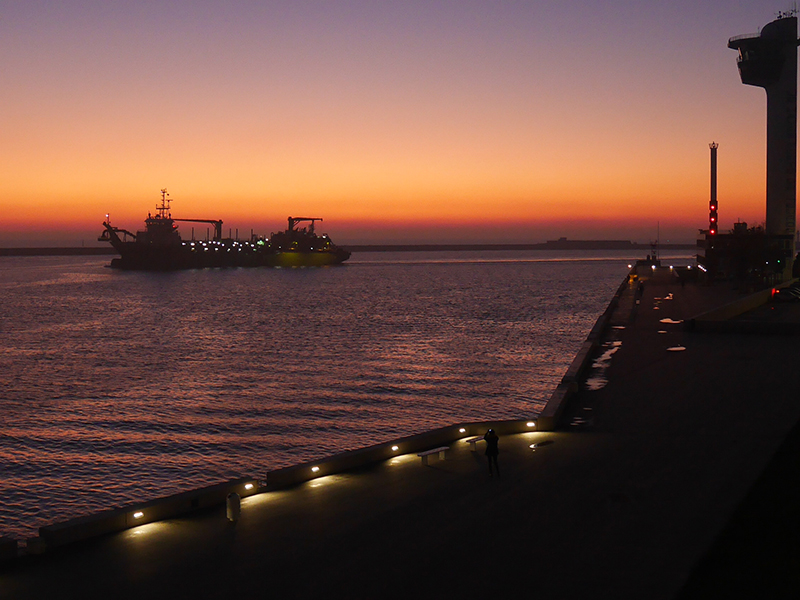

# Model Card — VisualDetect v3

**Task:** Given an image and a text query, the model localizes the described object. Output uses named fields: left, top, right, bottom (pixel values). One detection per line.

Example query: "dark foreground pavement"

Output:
left=2, top=272, right=800, bottom=599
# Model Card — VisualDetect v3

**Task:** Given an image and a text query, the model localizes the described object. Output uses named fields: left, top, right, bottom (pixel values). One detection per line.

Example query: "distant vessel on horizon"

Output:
left=98, top=189, right=350, bottom=270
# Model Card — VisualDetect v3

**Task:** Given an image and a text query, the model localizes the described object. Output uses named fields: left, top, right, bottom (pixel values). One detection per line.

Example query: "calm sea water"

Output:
left=0, top=250, right=689, bottom=539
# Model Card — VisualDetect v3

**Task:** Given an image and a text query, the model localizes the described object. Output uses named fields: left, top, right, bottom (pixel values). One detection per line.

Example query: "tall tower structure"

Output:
left=728, top=15, right=798, bottom=277
left=709, top=142, right=719, bottom=239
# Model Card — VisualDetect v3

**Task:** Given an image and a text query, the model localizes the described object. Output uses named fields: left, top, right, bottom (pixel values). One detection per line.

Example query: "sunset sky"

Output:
left=0, top=1, right=790, bottom=245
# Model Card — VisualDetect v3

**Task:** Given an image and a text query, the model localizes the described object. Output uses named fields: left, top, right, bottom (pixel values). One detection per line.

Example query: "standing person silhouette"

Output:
left=484, top=428, right=499, bottom=476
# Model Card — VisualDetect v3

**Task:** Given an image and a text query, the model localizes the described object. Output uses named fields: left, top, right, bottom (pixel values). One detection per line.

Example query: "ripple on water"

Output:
left=0, top=252, right=640, bottom=538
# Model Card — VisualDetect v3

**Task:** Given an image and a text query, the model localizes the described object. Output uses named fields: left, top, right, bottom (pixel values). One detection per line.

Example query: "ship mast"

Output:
left=157, top=188, right=172, bottom=219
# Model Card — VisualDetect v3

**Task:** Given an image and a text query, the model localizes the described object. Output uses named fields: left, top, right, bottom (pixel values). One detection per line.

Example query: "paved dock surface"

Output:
left=2, top=272, right=800, bottom=599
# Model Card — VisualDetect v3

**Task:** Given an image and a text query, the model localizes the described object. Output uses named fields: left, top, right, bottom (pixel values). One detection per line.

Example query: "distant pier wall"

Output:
left=0, top=247, right=115, bottom=256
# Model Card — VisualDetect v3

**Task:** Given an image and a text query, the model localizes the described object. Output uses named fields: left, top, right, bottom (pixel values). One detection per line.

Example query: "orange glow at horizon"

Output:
left=0, top=3, right=784, bottom=246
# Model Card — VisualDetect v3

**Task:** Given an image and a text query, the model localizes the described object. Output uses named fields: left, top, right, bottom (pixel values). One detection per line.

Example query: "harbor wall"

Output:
left=36, top=478, right=259, bottom=550
left=537, top=272, right=632, bottom=430
left=16, top=419, right=537, bottom=558
left=266, top=419, right=537, bottom=489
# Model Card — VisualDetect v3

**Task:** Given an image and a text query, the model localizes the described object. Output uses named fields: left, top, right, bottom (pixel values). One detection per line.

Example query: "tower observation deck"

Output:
left=728, top=15, right=798, bottom=278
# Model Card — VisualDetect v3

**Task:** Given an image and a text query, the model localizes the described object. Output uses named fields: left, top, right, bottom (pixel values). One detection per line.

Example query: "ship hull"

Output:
left=108, top=241, right=350, bottom=270
left=266, top=248, right=351, bottom=268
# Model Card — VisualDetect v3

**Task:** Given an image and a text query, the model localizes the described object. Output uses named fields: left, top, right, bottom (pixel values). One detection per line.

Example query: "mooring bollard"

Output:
left=226, top=492, right=241, bottom=522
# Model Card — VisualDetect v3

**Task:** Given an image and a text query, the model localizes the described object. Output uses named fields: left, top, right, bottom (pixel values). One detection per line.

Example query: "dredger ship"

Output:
left=98, top=189, right=350, bottom=270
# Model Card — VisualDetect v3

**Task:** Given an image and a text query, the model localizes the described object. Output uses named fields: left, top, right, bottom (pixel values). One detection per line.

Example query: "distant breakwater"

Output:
left=1, top=241, right=695, bottom=257
left=343, top=242, right=695, bottom=252
left=0, top=247, right=116, bottom=256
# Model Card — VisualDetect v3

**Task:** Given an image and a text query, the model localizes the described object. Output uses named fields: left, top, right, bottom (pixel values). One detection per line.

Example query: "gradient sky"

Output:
left=0, top=1, right=790, bottom=245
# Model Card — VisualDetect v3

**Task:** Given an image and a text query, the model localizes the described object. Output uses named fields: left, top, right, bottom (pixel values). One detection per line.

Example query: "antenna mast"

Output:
left=157, top=188, right=172, bottom=219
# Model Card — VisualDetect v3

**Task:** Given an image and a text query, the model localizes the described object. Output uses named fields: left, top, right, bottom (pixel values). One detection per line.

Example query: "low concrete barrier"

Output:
left=691, top=287, right=774, bottom=323
left=688, top=279, right=798, bottom=333
left=265, top=419, right=538, bottom=489
left=27, top=422, right=545, bottom=555
left=537, top=382, right=579, bottom=431
left=38, top=477, right=259, bottom=549
left=537, top=272, right=632, bottom=430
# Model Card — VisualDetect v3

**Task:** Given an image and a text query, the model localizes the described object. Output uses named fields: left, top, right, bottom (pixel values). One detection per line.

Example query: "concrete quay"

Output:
left=2, top=269, right=800, bottom=599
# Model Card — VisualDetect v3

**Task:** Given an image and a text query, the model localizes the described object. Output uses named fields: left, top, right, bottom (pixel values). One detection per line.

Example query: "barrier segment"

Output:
left=688, top=278, right=799, bottom=332
left=538, top=272, right=631, bottom=430
left=38, top=477, right=259, bottom=549
left=265, top=420, right=538, bottom=489
left=21, top=422, right=541, bottom=555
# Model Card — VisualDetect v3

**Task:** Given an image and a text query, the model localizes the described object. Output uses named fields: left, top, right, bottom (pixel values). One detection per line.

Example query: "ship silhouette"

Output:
left=98, top=190, right=350, bottom=270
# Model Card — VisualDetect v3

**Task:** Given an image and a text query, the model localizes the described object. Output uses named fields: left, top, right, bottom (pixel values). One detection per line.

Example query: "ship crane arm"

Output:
left=173, top=219, right=224, bottom=241
left=288, top=217, right=323, bottom=233
left=98, top=221, right=137, bottom=242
